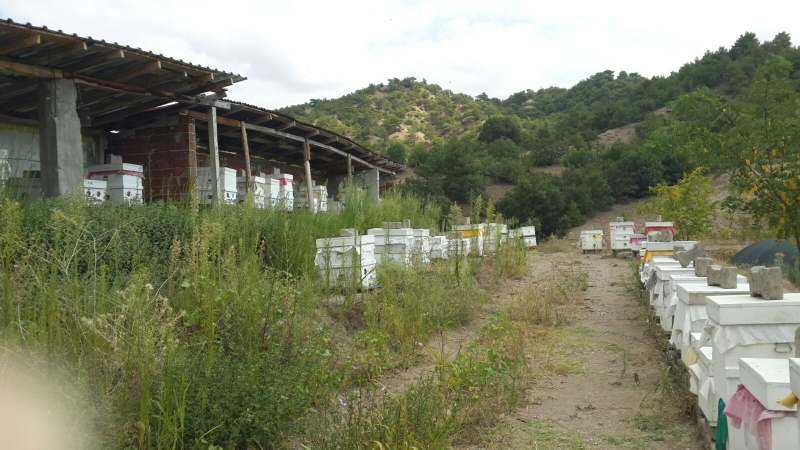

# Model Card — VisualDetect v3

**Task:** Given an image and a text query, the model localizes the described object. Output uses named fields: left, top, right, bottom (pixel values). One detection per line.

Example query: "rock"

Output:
left=749, top=266, right=783, bottom=300
left=676, top=243, right=705, bottom=268
left=694, top=257, right=713, bottom=277
left=707, top=265, right=738, bottom=289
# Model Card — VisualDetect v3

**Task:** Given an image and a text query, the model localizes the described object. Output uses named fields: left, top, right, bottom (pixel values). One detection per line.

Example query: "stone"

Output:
left=707, top=265, right=738, bottom=289
left=676, top=243, right=705, bottom=268
left=694, top=257, right=713, bottom=277
left=749, top=266, right=784, bottom=300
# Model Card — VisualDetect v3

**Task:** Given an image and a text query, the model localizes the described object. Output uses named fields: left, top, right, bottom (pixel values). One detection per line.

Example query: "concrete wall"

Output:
left=0, top=122, right=99, bottom=181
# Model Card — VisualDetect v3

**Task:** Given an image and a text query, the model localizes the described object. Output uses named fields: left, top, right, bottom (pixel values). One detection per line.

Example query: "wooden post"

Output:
left=240, top=122, right=252, bottom=193
left=346, top=153, right=353, bottom=184
left=303, top=139, right=315, bottom=213
left=207, top=106, right=222, bottom=204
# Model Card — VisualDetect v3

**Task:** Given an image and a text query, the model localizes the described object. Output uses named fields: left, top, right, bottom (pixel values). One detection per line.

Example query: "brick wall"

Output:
left=108, top=114, right=197, bottom=202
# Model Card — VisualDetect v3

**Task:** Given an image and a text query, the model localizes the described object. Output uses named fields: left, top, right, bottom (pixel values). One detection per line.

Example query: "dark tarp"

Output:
left=732, top=239, right=799, bottom=281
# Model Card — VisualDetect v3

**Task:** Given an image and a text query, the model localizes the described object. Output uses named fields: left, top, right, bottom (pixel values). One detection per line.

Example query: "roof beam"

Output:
left=187, top=109, right=397, bottom=175
left=113, top=59, right=162, bottom=82
left=71, top=48, right=126, bottom=73
left=26, top=40, right=89, bottom=65
left=0, top=33, right=43, bottom=54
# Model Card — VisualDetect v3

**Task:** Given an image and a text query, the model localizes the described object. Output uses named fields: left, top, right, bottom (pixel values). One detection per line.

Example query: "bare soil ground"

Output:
left=482, top=247, right=703, bottom=449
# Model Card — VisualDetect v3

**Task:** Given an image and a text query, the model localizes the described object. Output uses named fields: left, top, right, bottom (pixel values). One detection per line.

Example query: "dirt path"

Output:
left=485, top=242, right=704, bottom=449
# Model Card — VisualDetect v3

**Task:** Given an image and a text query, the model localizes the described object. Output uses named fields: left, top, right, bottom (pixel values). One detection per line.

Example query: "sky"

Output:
left=2, top=1, right=799, bottom=109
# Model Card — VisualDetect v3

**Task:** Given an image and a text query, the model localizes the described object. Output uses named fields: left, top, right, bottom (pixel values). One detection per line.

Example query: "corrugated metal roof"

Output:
left=0, top=18, right=244, bottom=82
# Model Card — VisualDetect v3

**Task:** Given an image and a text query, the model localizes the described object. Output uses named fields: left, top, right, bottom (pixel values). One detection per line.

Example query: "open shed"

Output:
left=0, top=18, right=403, bottom=204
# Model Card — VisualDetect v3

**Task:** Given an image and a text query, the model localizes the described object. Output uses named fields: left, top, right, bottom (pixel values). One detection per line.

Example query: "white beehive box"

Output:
left=367, top=227, right=414, bottom=267
left=197, top=167, right=237, bottom=205
left=672, top=281, right=751, bottom=360
left=87, top=163, right=144, bottom=204
left=609, top=221, right=635, bottom=253
left=453, top=223, right=486, bottom=257
left=270, top=173, right=294, bottom=211
left=739, top=358, right=796, bottom=412
left=517, top=226, right=537, bottom=248
left=237, top=176, right=268, bottom=208
left=447, top=237, right=471, bottom=258
left=412, top=229, right=431, bottom=265
left=706, top=293, right=800, bottom=413
left=695, top=346, right=718, bottom=425
left=580, top=230, right=603, bottom=252
left=315, top=234, right=376, bottom=289
left=485, top=223, right=508, bottom=254
left=83, top=179, right=107, bottom=205
left=429, top=236, right=448, bottom=260
left=651, top=267, right=706, bottom=332
left=737, top=358, right=798, bottom=450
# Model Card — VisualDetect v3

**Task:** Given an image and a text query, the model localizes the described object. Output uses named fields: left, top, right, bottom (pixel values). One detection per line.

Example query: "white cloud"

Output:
left=2, top=0, right=798, bottom=108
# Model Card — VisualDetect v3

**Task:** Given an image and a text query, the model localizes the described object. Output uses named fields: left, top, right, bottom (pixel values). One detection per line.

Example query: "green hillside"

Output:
left=280, top=78, right=502, bottom=152
left=283, top=32, right=800, bottom=249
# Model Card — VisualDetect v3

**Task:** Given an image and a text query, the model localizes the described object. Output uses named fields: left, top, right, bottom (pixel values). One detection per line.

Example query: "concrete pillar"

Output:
left=364, top=168, right=379, bottom=203
left=38, top=79, right=84, bottom=197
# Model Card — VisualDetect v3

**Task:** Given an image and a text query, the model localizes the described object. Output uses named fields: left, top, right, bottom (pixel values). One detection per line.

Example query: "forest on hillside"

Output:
left=285, top=32, right=800, bottom=251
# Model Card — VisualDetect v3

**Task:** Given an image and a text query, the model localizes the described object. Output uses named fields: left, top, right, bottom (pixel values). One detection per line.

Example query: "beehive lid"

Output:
left=367, top=227, right=413, bottom=236
left=676, top=282, right=752, bottom=305
left=789, top=358, right=800, bottom=397
left=656, top=266, right=697, bottom=280
left=651, top=256, right=678, bottom=264
left=316, top=235, right=375, bottom=248
left=706, top=293, right=800, bottom=325
left=739, top=358, right=795, bottom=411
left=413, top=229, right=431, bottom=237
left=88, top=163, right=144, bottom=174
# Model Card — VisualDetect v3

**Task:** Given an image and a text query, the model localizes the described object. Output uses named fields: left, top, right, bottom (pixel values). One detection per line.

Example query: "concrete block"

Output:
left=676, top=243, right=704, bottom=268
left=749, top=266, right=784, bottom=300
left=694, top=257, right=713, bottom=277
left=707, top=266, right=738, bottom=289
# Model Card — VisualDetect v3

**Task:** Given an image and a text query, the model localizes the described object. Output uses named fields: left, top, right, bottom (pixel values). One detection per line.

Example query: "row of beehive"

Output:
left=580, top=219, right=676, bottom=254
left=639, top=243, right=800, bottom=449
left=315, top=223, right=537, bottom=289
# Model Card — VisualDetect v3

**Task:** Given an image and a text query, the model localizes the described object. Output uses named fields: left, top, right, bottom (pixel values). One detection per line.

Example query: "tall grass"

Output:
left=0, top=187, right=448, bottom=448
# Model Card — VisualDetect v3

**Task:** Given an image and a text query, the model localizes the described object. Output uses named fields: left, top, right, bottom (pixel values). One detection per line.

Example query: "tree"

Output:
left=639, top=168, right=716, bottom=240
left=725, top=57, right=800, bottom=254
left=478, top=115, right=521, bottom=144
left=386, top=141, right=407, bottom=163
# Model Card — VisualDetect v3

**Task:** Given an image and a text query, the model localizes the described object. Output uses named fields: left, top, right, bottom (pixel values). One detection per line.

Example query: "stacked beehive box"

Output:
left=197, top=167, right=237, bottom=205
left=429, top=236, right=449, bottom=260
left=368, top=224, right=414, bottom=267
left=314, top=232, right=376, bottom=289
left=270, top=172, right=293, bottom=211
left=452, top=223, right=486, bottom=256
left=485, top=223, right=508, bottom=254
left=87, top=163, right=144, bottom=204
left=83, top=179, right=107, bottom=205
left=236, top=175, right=275, bottom=209
left=446, top=232, right=471, bottom=259
left=412, top=229, right=432, bottom=265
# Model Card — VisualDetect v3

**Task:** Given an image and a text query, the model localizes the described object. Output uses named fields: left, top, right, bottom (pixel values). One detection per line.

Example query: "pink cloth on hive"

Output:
left=724, top=384, right=789, bottom=450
